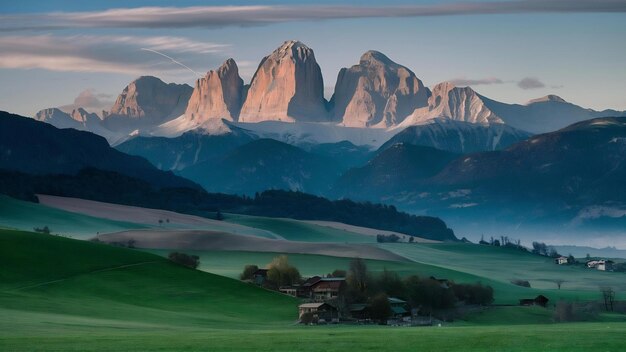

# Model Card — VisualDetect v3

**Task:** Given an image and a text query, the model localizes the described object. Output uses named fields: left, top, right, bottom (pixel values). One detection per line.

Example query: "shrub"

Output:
left=168, top=252, right=200, bottom=269
left=240, top=264, right=259, bottom=280
left=369, top=293, right=393, bottom=324
left=300, top=312, right=316, bottom=325
left=452, top=283, right=494, bottom=305
left=34, top=226, right=51, bottom=235
left=266, top=255, right=300, bottom=287
left=376, top=234, right=401, bottom=243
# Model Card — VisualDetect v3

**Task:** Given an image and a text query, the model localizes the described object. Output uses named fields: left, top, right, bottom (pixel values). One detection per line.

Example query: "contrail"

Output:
left=140, top=48, right=202, bottom=77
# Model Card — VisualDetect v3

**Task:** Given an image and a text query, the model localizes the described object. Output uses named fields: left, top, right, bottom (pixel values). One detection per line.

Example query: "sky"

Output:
left=0, top=0, right=625, bottom=116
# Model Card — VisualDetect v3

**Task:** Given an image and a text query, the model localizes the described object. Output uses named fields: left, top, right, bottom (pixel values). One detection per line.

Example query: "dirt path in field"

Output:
left=8, top=261, right=161, bottom=291
left=301, top=220, right=440, bottom=243
left=36, top=194, right=283, bottom=239
left=97, top=229, right=409, bottom=262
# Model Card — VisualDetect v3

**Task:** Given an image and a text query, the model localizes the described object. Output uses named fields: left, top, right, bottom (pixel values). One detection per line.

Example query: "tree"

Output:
left=215, top=210, right=224, bottom=221
left=329, top=269, right=346, bottom=278
left=266, top=255, right=300, bottom=287
left=240, top=264, right=259, bottom=280
left=567, top=254, right=576, bottom=265
left=409, top=236, right=414, bottom=243
left=369, top=293, right=392, bottom=324
left=554, top=279, right=565, bottom=290
left=347, top=258, right=369, bottom=293
left=376, top=268, right=405, bottom=298
left=601, top=287, right=615, bottom=312
left=554, top=301, right=574, bottom=322
left=158, top=219, right=163, bottom=226
left=34, top=226, right=51, bottom=235
left=168, top=252, right=200, bottom=269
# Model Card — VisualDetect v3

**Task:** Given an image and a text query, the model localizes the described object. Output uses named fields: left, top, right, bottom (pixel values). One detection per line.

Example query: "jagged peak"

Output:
left=527, top=94, right=568, bottom=105
left=359, top=50, right=395, bottom=66
left=271, top=40, right=314, bottom=61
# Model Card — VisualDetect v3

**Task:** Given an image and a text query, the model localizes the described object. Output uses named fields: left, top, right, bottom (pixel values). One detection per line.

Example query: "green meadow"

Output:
left=0, top=196, right=146, bottom=239
left=2, top=197, right=626, bottom=351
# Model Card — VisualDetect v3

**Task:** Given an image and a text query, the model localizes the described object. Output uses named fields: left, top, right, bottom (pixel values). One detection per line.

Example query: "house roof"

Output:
left=388, top=297, right=407, bottom=304
left=392, top=306, right=408, bottom=314
left=302, top=276, right=322, bottom=287
left=299, top=303, right=326, bottom=309
left=349, top=304, right=368, bottom=312
left=252, top=268, right=268, bottom=275
left=312, top=280, right=344, bottom=291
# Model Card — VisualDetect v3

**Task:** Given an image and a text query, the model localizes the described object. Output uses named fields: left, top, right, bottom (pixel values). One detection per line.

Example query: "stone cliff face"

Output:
left=238, top=40, right=328, bottom=123
left=331, top=51, right=430, bottom=128
left=400, top=82, right=503, bottom=127
left=107, top=76, right=192, bottom=125
left=184, top=59, right=243, bottom=122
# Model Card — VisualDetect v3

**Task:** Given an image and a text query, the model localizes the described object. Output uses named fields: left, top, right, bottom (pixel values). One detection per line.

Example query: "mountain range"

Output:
left=34, top=40, right=625, bottom=148
left=21, top=40, right=626, bottom=244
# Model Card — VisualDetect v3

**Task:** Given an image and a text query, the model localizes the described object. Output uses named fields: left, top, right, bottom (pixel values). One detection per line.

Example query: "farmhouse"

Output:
left=520, top=295, right=549, bottom=307
left=388, top=297, right=410, bottom=318
left=597, top=260, right=614, bottom=271
left=298, top=302, right=339, bottom=323
left=554, top=256, right=568, bottom=265
left=587, top=260, right=614, bottom=271
left=310, top=278, right=345, bottom=301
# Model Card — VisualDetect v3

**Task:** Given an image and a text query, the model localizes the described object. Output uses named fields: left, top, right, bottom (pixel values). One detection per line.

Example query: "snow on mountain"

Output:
left=399, top=82, right=504, bottom=128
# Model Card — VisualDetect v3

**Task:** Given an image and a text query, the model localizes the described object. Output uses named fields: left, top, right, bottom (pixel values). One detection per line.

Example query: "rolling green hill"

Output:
left=0, top=195, right=146, bottom=239
left=0, top=229, right=298, bottom=329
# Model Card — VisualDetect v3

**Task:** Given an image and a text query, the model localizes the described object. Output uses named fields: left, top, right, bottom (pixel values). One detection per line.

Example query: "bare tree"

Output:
left=554, top=279, right=565, bottom=290
left=601, top=287, right=615, bottom=312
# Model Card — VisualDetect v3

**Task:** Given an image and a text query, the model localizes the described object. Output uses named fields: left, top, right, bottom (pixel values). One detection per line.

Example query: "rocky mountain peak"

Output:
left=238, top=41, right=327, bottom=123
left=331, top=51, right=429, bottom=128
left=398, top=82, right=504, bottom=127
left=107, top=76, right=192, bottom=125
left=183, top=58, right=244, bottom=123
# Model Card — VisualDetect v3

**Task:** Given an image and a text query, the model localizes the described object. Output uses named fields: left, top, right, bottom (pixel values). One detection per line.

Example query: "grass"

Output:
left=381, top=242, right=626, bottom=292
left=0, top=196, right=146, bottom=239
left=0, top=229, right=298, bottom=329
left=225, top=214, right=374, bottom=243
left=2, top=322, right=626, bottom=351
left=2, top=229, right=626, bottom=351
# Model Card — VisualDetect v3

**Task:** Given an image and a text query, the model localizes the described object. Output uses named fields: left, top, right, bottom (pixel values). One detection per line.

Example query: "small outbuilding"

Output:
left=555, top=256, right=568, bottom=265
left=520, top=295, right=549, bottom=307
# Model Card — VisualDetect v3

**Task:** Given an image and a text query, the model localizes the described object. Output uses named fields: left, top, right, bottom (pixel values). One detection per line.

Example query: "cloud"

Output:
left=517, top=77, right=546, bottom=90
left=449, top=77, right=505, bottom=86
left=58, top=89, right=115, bottom=114
left=1, top=1, right=625, bottom=31
left=0, top=35, right=228, bottom=76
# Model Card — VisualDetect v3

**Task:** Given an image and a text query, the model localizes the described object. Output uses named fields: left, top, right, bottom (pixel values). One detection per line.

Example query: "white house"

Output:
left=555, top=256, right=568, bottom=265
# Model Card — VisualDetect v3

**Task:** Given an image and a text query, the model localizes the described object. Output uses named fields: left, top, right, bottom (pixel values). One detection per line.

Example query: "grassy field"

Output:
left=145, top=249, right=611, bottom=305
left=381, top=243, right=626, bottom=292
left=0, top=229, right=298, bottom=329
left=2, top=229, right=626, bottom=351
left=2, top=320, right=626, bottom=351
left=225, top=214, right=374, bottom=243
left=0, top=196, right=146, bottom=239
